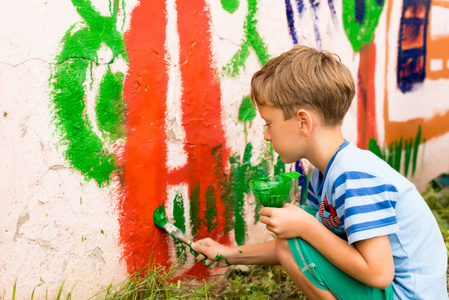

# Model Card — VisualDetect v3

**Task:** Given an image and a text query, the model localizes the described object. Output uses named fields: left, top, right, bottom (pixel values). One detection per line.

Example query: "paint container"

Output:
left=250, top=171, right=301, bottom=207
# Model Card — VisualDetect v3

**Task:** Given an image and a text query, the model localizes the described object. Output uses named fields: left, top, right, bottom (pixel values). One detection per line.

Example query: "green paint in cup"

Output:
left=250, top=171, right=301, bottom=207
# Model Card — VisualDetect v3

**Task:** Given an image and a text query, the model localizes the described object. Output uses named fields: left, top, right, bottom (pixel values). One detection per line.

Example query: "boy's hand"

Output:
left=259, top=203, right=311, bottom=238
left=191, top=238, right=232, bottom=268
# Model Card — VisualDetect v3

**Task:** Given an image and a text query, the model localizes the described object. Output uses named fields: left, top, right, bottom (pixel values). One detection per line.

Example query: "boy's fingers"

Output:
left=259, top=215, right=272, bottom=225
left=195, top=254, right=206, bottom=261
left=259, top=207, right=272, bottom=216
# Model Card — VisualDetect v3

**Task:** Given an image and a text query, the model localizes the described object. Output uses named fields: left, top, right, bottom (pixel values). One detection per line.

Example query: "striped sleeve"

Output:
left=306, top=181, right=320, bottom=209
left=332, top=171, right=400, bottom=245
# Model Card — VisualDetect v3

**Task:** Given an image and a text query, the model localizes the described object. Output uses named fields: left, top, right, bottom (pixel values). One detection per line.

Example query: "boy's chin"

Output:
left=278, top=156, right=294, bottom=164
left=277, top=154, right=302, bottom=165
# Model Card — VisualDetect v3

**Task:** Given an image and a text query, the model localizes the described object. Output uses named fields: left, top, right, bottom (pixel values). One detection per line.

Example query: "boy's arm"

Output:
left=260, top=204, right=395, bottom=289
left=191, top=238, right=279, bottom=267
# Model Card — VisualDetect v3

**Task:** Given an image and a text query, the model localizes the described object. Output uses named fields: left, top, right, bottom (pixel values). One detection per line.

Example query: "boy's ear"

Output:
left=296, top=109, right=312, bottom=137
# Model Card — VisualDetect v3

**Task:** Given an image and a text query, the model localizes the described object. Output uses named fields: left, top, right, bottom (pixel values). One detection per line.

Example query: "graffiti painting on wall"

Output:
left=383, top=0, right=449, bottom=175
left=49, top=0, right=449, bottom=277
left=50, top=0, right=287, bottom=277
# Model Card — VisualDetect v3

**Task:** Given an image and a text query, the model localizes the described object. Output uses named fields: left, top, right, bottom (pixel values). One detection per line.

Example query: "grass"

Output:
left=89, top=261, right=305, bottom=300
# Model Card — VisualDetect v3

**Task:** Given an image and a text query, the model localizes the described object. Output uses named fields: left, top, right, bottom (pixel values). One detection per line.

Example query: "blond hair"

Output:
left=251, top=45, right=355, bottom=127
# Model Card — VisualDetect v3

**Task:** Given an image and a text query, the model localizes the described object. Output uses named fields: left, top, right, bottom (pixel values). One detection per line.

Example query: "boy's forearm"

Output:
left=227, top=239, right=279, bottom=265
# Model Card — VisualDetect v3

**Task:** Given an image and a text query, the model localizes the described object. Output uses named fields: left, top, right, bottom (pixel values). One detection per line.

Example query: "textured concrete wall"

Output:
left=1, top=0, right=448, bottom=298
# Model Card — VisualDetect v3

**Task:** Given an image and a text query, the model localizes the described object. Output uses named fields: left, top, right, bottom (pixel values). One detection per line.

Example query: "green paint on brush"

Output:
left=204, top=184, right=218, bottom=232
left=190, top=181, right=201, bottom=238
left=342, top=0, right=384, bottom=52
left=50, top=0, right=127, bottom=186
left=221, top=0, right=240, bottom=13
left=173, top=192, right=187, bottom=264
left=153, top=205, right=168, bottom=229
left=222, top=0, right=270, bottom=77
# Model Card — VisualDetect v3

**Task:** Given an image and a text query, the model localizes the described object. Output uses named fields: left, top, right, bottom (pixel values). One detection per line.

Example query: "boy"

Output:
left=192, top=45, right=448, bottom=299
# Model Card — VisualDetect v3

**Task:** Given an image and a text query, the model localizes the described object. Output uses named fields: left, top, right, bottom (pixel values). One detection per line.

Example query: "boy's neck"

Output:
left=306, top=125, right=345, bottom=175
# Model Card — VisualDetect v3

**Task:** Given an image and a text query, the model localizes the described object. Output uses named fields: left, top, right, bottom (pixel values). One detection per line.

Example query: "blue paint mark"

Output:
left=397, top=0, right=431, bottom=93
left=295, top=160, right=308, bottom=205
left=310, top=0, right=322, bottom=50
left=355, top=0, right=366, bottom=25
left=284, top=0, right=336, bottom=48
left=296, top=0, right=305, bottom=15
left=285, top=0, right=298, bottom=44
left=328, top=0, right=337, bottom=15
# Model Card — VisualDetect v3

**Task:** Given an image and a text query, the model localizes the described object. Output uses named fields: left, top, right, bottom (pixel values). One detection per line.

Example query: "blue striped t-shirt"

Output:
left=305, top=140, right=447, bottom=299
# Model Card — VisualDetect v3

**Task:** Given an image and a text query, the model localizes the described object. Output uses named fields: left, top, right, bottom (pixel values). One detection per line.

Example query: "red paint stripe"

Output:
left=173, top=0, right=230, bottom=275
left=120, top=0, right=230, bottom=278
left=121, top=1, right=170, bottom=273
left=357, top=41, right=378, bottom=149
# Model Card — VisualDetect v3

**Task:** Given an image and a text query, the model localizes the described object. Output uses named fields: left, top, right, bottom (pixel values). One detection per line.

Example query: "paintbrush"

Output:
left=153, top=205, right=209, bottom=264
left=154, top=205, right=231, bottom=267
left=153, top=204, right=193, bottom=246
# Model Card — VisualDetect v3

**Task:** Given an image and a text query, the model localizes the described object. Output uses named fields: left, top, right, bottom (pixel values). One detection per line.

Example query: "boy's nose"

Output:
left=264, top=130, right=271, bottom=142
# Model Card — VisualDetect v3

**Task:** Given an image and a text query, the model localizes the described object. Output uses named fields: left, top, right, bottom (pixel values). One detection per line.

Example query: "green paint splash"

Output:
left=204, top=184, right=218, bottom=232
left=412, top=126, right=422, bottom=176
left=232, top=143, right=252, bottom=245
left=96, top=70, right=126, bottom=142
left=222, top=0, right=270, bottom=77
left=221, top=0, right=240, bottom=13
left=342, top=0, right=384, bottom=52
left=368, top=125, right=423, bottom=177
left=215, top=253, right=224, bottom=261
left=238, top=95, right=257, bottom=141
left=404, top=138, right=413, bottom=177
left=50, top=0, right=127, bottom=186
left=190, top=181, right=201, bottom=238
left=173, top=192, right=187, bottom=264
left=274, top=156, right=285, bottom=176
left=212, top=144, right=236, bottom=235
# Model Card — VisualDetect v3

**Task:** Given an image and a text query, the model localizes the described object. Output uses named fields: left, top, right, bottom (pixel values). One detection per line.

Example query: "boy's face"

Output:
left=257, top=104, right=304, bottom=164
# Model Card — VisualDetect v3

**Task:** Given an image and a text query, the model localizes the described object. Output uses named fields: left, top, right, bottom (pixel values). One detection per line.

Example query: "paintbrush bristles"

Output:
left=153, top=205, right=193, bottom=246
left=153, top=205, right=168, bottom=228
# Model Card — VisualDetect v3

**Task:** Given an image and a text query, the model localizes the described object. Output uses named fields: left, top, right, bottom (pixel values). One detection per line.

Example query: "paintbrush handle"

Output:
left=162, top=221, right=209, bottom=264
left=163, top=222, right=193, bottom=246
